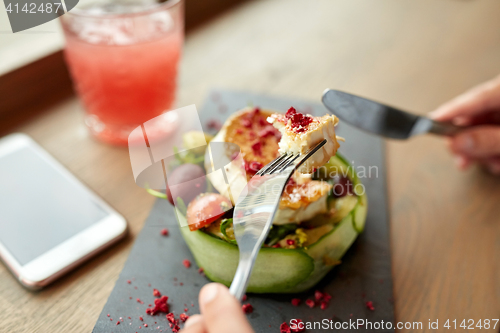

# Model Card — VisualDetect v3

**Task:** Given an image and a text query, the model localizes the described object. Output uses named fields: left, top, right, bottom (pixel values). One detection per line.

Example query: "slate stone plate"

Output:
left=93, top=89, right=394, bottom=333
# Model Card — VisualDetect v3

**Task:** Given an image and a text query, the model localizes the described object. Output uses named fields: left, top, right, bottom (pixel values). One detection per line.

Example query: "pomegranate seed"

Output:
left=242, top=303, right=253, bottom=314
left=280, top=322, right=291, bottom=333
left=291, top=319, right=305, bottom=332
left=286, top=239, right=295, bottom=246
left=179, top=313, right=189, bottom=322
left=365, top=301, right=375, bottom=311
left=242, top=294, right=247, bottom=301
left=116, top=321, right=120, bottom=325
left=320, top=301, right=328, bottom=310
left=144, top=324, right=148, bottom=327
left=305, top=299, right=315, bottom=308
left=160, top=228, right=169, bottom=236
left=183, top=259, right=191, bottom=268
left=172, top=325, right=180, bottom=333
left=153, top=289, right=161, bottom=297
left=291, top=298, right=301, bottom=306
left=127, top=280, right=131, bottom=284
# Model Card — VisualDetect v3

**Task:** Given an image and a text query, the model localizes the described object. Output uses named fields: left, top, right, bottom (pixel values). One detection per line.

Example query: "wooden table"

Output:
left=1, top=0, right=500, bottom=331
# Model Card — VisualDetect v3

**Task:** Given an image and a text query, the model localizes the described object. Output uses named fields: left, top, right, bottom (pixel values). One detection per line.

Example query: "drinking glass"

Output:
left=61, top=0, right=183, bottom=145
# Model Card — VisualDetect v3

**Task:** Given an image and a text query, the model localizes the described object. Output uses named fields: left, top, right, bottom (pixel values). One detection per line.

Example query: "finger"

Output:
left=199, top=283, right=254, bottom=333
left=481, top=157, right=500, bottom=175
left=448, top=126, right=500, bottom=158
left=181, top=315, right=206, bottom=333
left=454, top=155, right=472, bottom=170
left=430, top=76, right=500, bottom=121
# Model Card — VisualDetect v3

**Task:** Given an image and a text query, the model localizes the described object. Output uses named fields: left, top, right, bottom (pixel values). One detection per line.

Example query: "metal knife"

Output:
left=322, top=89, right=462, bottom=139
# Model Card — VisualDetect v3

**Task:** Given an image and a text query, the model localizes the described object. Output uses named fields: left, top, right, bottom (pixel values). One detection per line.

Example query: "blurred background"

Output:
left=1, top=0, right=499, bottom=332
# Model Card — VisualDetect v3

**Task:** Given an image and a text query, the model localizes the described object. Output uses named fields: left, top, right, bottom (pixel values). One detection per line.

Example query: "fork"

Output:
left=228, top=139, right=327, bottom=301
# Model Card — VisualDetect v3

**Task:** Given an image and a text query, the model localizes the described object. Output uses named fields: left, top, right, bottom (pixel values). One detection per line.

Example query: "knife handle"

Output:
left=428, top=120, right=463, bottom=136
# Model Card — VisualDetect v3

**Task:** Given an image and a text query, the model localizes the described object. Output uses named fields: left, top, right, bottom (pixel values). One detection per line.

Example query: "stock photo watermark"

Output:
left=3, top=0, right=79, bottom=32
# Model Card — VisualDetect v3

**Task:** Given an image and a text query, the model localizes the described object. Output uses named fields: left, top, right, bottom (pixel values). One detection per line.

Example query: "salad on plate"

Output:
left=149, top=106, right=367, bottom=293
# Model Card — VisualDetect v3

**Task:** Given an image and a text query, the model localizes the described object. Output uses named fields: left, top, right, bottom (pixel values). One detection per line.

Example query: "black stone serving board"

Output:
left=93, top=89, right=394, bottom=333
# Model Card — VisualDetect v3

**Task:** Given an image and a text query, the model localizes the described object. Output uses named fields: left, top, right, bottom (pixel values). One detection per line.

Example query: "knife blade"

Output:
left=322, top=89, right=462, bottom=139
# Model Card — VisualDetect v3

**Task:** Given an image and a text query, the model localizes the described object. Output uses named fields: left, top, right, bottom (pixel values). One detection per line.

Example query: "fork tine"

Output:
left=276, top=153, right=300, bottom=173
left=267, top=154, right=295, bottom=174
left=256, top=153, right=287, bottom=176
left=295, top=139, right=327, bottom=169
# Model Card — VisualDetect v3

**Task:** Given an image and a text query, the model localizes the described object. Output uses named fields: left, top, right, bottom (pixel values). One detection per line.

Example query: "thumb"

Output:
left=199, top=283, right=254, bottom=333
left=449, top=125, right=500, bottom=158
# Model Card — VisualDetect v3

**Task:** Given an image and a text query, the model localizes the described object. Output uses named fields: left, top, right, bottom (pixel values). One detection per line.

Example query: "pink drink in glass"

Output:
left=61, top=0, right=183, bottom=145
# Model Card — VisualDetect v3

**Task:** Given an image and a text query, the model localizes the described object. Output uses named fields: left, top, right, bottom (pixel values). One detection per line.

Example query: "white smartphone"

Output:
left=0, top=133, right=127, bottom=289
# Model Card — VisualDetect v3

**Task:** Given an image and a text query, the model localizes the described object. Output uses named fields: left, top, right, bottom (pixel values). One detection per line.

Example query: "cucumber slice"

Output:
left=286, top=213, right=359, bottom=292
left=329, top=195, right=358, bottom=224
left=353, top=193, right=368, bottom=233
left=179, top=213, right=315, bottom=293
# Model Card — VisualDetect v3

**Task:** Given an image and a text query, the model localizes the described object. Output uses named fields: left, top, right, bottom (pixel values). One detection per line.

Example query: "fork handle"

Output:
left=229, top=251, right=255, bottom=301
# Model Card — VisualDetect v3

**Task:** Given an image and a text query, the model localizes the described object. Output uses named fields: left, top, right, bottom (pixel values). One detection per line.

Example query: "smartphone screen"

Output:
left=0, top=144, right=108, bottom=266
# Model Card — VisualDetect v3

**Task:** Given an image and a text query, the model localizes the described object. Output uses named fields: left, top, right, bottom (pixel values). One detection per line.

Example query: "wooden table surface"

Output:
left=1, top=0, right=500, bottom=332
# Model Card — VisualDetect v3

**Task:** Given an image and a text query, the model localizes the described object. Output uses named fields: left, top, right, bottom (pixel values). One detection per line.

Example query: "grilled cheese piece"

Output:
left=206, top=107, right=333, bottom=225
left=273, top=172, right=332, bottom=225
left=268, top=107, right=342, bottom=173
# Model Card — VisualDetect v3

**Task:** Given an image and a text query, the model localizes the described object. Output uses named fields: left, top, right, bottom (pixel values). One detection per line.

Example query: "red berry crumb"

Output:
left=251, top=141, right=262, bottom=155
left=146, top=295, right=169, bottom=315
left=241, top=119, right=252, bottom=128
left=183, top=259, right=191, bottom=268
left=291, top=298, right=301, bottom=306
left=139, top=316, right=143, bottom=321
left=179, top=313, right=189, bottom=322
left=285, top=107, right=313, bottom=133
left=291, top=319, right=305, bottom=332
left=160, top=228, right=169, bottom=236
left=366, top=301, right=375, bottom=311
left=280, top=322, right=291, bottom=333
left=305, top=299, right=315, bottom=308
left=153, top=289, right=161, bottom=297
left=242, top=303, right=253, bottom=314
left=166, top=313, right=177, bottom=324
